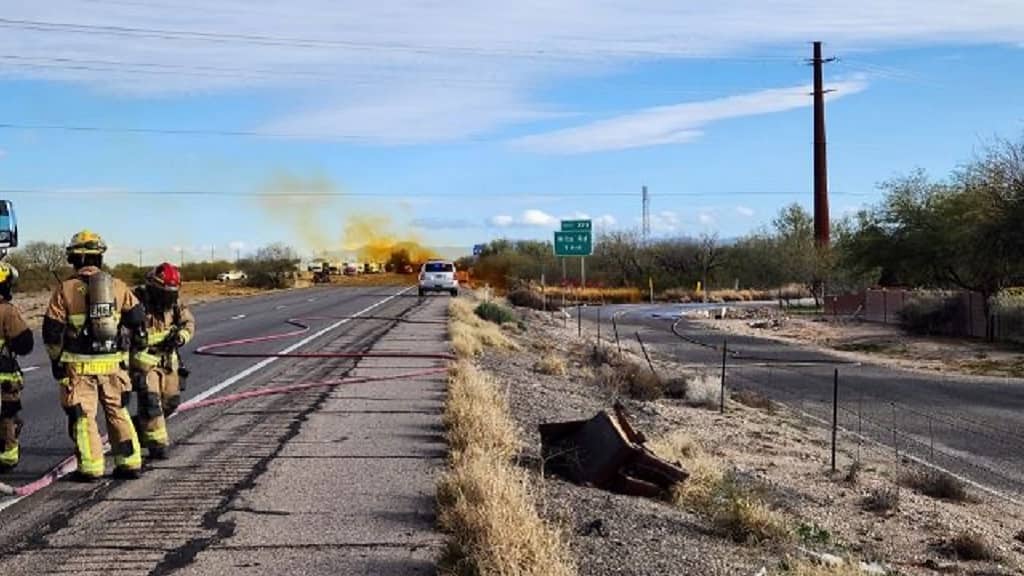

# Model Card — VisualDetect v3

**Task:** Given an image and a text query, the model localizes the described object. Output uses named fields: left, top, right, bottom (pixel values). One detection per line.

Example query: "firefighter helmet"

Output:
left=146, top=262, right=181, bottom=292
left=66, top=230, right=108, bottom=256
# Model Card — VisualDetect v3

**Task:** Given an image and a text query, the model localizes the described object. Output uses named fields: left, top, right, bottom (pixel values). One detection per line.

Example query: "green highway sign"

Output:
left=554, top=231, right=592, bottom=256
left=561, top=219, right=592, bottom=231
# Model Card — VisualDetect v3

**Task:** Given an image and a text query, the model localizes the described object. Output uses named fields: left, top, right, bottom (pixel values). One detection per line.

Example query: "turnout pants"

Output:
left=134, top=367, right=182, bottom=449
left=59, top=371, right=142, bottom=478
left=0, top=378, right=22, bottom=469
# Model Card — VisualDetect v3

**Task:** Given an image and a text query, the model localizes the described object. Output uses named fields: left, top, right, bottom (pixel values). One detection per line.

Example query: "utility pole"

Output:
left=641, top=185, right=650, bottom=240
left=137, top=249, right=142, bottom=268
left=811, top=41, right=834, bottom=247
left=210, top=245, right=215, bottom=262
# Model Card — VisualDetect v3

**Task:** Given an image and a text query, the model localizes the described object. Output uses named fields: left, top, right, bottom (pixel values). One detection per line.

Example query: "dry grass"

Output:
left=437, top=452, right=576, bottom=576
left=444, top=361, right=520, bottom=460
left=732, top=389, right=773, bottom=411
left=943, top=531, right=998, bottom=561
left=437, top=351, right=575, bottom=576
left=862, top=487, right=899, bottom=514
left=650, top=433, right=788, bottom=544
left=898, top=467, right=970, bottom=502
left=787, top=561, right=870, bottom=575
left=449, top=298, right=517, bottom=357
left=534, top=353, right=568, bottom=376
left=594, top=360, right=665, bottom=401
left=661, top=284, right=810, bottom=303
left=684, top=373, right=722, bottom=409
left=544, top=287, right=643, bottom=304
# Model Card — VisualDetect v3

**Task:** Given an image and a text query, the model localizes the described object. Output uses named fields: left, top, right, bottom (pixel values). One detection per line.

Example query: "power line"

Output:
left=0, top=54, right=788, bottom=96
left=0, top=188, right=875, bottom=198
left=0, top=17, right=803, bottom=62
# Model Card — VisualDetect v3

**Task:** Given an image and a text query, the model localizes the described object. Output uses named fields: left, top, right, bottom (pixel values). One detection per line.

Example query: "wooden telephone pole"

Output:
left=811, top=41, right=834, bottom=247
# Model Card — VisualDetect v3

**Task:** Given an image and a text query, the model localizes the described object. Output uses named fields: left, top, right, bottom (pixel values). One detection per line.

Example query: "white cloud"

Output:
left=490, top=215, right=515, bottom=227
left=594, top=214, right=617, bottom=228
left=488, top=209, right=571, bottom=228
left=735, top=205, right=755, bottom=217
left=698, top=212, right=716, bottom=226
left=2, top=2, right=1022, bottom=143
left=515, top=80, right=868, bottom=153
left=522, top=209, right=558, bottom=227
left=229, top=241, right=246, bottom=251
left=649, top=210, right=681, bottom=233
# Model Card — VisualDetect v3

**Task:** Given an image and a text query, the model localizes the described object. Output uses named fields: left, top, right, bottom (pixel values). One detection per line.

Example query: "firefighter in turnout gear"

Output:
left=131, top=263, right=194, bottom=460
left=0, top=263, right=34, bottom=473
left=42, top=230, right=148, bottom=480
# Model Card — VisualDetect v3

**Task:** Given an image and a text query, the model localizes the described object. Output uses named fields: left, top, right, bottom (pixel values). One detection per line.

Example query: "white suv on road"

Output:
left=418, top=260, right=458, bottom=297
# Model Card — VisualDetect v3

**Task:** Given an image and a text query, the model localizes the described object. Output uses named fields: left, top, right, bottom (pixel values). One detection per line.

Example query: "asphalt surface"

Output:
left=6, top=285, right=416, bottom=487
left=580, top=303, right=1024, bottom=501
left=0, top=285, right=448, bottom=575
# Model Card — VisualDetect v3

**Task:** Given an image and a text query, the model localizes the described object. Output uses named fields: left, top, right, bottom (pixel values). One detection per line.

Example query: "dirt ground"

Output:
left=692, top=310, right=1024, bottom=380
left=476, top=303, right=1024, bottom=575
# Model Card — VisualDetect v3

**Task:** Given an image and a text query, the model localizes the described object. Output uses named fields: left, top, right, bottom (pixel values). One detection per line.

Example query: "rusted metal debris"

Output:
left=539, top=402, right=688, bottom=498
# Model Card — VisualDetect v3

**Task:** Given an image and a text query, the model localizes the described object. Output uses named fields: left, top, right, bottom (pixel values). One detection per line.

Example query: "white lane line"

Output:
left=306, top=298, right=318, bottom=302
left=22, top=366, right=38, bottom=373
left=230, top=314, right=247, bottom=320
left=0, top=286, right=413, bottom=513
left=275, top=305, right=287, bottom=310
left=184, top=286, right=413, bottom=407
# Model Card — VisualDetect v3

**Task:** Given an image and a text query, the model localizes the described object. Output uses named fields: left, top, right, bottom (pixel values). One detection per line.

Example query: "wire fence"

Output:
left=577, top=304, right=1024, bottom=505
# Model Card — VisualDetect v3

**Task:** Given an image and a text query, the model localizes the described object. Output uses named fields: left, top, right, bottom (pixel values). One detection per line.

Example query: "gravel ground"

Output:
left=477, top=306, right=1024, bottom=576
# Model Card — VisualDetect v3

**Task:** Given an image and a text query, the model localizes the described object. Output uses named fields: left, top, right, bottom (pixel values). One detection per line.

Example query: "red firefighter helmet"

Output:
left=146, top=262, right=181, bottom=292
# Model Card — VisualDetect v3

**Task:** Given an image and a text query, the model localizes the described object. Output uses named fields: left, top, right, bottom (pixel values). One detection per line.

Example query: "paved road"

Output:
left=579, top=304, right=1024, bottom=501
left=6, top=285, right=416, bottom=487
left=0, top=285, right=449, bottom=576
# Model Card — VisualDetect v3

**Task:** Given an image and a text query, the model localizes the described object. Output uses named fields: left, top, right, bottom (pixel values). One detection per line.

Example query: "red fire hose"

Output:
left=2, top=314, right=452, bottom=499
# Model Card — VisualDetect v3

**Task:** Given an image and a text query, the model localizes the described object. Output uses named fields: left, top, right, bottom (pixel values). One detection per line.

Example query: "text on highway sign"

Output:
left=554, top=231, right=592, bottom=256
left=561, top=219, right=592, bottom=231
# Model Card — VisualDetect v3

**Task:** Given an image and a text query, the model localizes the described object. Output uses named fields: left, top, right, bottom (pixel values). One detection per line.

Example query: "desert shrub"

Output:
left=862, top=487, right=899, bottom=514
left=898, top=467, right=969, bottom=501
left=900, top=293, right=964, bottom=336
left=474, top=301, right=516, bottom=325
left=992, top=290, right=1024, bottom=345
left=534, top=353, right=567, bottom=375
left=942, top=532, right=997, bottom=561
left=595, top=359, right=664, bottom=400
left=449, top=299, right=516, bottom=357
left=684, top=373, right=721, bottom=409
left=238, top=243, right=300, bottom=289
left=507, top=289, right=549, bottom=310
left=732, top=389, right=773, bottom=411
left=588, top=344, right=620, bottom=367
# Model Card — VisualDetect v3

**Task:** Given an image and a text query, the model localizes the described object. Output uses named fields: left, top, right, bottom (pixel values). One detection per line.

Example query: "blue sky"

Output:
left=0, top=1, right=1023, bottom=263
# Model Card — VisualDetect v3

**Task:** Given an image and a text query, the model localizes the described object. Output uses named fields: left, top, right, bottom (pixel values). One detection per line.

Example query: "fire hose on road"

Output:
left=1, top=313, right=453, bottom=499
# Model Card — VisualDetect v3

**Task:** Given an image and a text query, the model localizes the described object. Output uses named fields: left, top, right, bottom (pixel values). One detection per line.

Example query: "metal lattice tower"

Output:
left=641, top=185, right=650, bottom=239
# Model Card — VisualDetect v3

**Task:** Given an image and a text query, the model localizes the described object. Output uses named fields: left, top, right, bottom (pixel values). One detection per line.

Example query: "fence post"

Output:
left=831, top=368, right=839, bottom=473
left=720, top=339, right=728, bottom=414
left=597, top=306, right=602, bottom=344
left=636, top=332, right=656, bottom=375
left=577, top=304, right=582, bottom=337
left=612, top=314, right=621, bottom=353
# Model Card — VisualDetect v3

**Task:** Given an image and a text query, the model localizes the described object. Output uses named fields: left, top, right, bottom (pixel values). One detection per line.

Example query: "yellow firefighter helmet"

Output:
left=66, top=230, right=108, bottom=256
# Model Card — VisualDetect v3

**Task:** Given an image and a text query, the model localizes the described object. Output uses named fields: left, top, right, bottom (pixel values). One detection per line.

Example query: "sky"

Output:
left=0, top=1, right=1023, bottom=263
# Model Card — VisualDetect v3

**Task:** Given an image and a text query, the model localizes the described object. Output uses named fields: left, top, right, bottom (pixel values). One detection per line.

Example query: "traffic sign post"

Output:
left=555, top=219, right=593, bottom=288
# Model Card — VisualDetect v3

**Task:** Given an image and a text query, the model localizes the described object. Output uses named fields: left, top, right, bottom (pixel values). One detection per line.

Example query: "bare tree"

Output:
left=693, top=233, right=722, bottom=302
